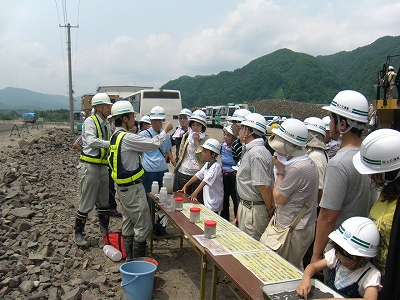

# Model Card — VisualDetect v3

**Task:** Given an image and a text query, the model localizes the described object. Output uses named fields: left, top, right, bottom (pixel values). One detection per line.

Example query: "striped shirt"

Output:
left=231, top=138, right=242, bottom=162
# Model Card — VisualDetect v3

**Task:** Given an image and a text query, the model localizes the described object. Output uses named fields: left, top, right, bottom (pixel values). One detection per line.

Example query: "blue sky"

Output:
left=0, top=0, right=399, bottom=98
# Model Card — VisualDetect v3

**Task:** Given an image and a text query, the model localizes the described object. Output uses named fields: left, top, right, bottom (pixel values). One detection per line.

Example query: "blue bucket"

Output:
left=120, top=261, right=157, bottom=300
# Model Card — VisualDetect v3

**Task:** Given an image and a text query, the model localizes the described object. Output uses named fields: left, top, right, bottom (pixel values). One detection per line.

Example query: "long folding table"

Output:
left=149, top=192, right=302, bottom=300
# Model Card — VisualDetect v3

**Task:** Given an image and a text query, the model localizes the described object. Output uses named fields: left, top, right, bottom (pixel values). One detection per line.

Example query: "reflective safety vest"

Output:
left=80, top=115, right=110, bottom=165
left=108, top=130, right=144, bottom=184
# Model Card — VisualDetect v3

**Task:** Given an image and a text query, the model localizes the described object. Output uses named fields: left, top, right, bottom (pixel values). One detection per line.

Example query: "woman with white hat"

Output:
left=352, top=128, right=400, bottom=300
left=260, top=118, right=318, bottom=270
left=173, top=110, right=209, bottom=204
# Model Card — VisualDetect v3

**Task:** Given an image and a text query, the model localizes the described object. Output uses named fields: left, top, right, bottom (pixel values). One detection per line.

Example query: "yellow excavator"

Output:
left=376, top=54, right=400, bottom=130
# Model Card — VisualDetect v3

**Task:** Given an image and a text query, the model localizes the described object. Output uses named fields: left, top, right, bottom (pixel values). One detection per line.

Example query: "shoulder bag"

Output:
left=260, top=190, right=315, bottom=258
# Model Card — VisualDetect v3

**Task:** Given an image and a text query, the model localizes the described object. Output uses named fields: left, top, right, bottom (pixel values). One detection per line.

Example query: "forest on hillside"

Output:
left=162, top=36, right=400, bottom=109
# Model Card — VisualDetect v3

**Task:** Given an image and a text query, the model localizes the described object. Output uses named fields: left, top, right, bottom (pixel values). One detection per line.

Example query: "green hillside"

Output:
left=162, top=35, right=400, bottom=108
left=318, top=36, right=400, bottom=99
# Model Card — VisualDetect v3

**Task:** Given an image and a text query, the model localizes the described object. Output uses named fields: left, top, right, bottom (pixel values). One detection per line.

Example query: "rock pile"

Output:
left=0, top=129, right=123, bottom=300
left=252, top=99, right=326, bottom=120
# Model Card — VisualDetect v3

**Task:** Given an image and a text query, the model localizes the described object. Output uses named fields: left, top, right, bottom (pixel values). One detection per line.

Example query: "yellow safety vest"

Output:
left=80, top=115, right=110, bottom=165
left=108, top=130, right=144, bottom=184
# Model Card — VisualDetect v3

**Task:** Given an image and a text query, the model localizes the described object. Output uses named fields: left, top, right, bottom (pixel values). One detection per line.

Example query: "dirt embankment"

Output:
left=252, top=99, right=327, bottom=120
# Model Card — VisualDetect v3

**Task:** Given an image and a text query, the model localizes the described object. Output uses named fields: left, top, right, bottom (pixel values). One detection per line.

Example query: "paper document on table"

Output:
left=214, top=231, right=269, bottom=253
left=193, top=234, right=231, bottom=255
left=234, top=251, right=302, bottom=284
left=193, top=231, right=269, bottom=255
left=182, top=203, right=239, bottom=233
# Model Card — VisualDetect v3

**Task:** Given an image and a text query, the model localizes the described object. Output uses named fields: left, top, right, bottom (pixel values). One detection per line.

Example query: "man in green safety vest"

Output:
left=108, top=100, right=173, bottom=260
left=74, top=93, right=113, bottom=247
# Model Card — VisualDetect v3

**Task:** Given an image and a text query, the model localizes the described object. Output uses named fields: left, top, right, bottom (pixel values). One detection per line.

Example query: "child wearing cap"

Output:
left=179, top=138, right=223, bottom=213
left=296, top=217, right=381, bottom=299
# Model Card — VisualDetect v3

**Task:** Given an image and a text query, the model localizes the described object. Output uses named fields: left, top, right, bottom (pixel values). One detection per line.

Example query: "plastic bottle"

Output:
left=204, top=220, right=217, bottom=239
left=190, top=207, right=201, bottom=223
left=159, top=187, right=168, bottom=206
left=164, top=194, right=174, bottom=212
left=174, top=197, right=184, bottom=211
left=162, top=172, right=174, bottom=193
left=103, top=245, right=122, bottom=262
left=151, top=181, right=159, bottom=195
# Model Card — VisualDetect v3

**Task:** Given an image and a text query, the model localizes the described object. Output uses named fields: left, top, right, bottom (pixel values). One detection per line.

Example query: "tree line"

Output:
left=0, top=109, right=71, bottom=122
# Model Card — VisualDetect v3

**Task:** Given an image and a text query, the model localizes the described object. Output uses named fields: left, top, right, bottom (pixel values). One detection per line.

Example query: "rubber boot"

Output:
left=74, top=215, right=88, bottom=247
left=133, top=240, right=147, bottom=258
left=98, top=212, right=110, bottom=235
left=123, top=235, right=134, bottom=262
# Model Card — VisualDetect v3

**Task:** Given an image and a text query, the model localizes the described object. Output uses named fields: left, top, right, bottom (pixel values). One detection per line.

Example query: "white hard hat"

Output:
left=139, top=115, right=151, bottom=124
left=149, top=106, right=166, bottom=120
left=92, top=93, right=112, bottom=106
left=201, top=138, right=221, bottom=154
left=273, top=116, right=280, bottom=122
left=304, top=117, right=327, bottom=137
left=190, top=110, right=207, bottom=127
left=322, top=116, right=331, bottom=131
left=322, top=90, right=369, bottom=123
left=223, top=125, right=234, bottom=136
left=328, top=217, right=380, bottom=258
left=281, top=117, right=287, bottom=121
left=228, top=109, right=251, bottom=123
left=353, top=129, right=400, bottom=174
left=241, top=113, right=267, bottom=134
left=389, top=66, right=395, bottom=71
left=179, top=108, right=192, bottom=117
left=272, top=118, right=308, bottom=147
left=111, top=100, right=135, bottom=117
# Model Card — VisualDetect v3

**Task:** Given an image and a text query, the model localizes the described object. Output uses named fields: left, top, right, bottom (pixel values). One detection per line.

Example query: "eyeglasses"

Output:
left=179, top=116, right=188, bottom=120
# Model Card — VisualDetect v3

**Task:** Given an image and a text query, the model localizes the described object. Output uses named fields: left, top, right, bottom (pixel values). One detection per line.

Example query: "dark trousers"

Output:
left=142, top=169, right=168, bottom=206
left=221, top=173, right=238, bottom=221
left=143, top=169, right=169, bottom=234
left=108, top=168, right=117, bottom=209
left=174, top=171, right=203, bottom=204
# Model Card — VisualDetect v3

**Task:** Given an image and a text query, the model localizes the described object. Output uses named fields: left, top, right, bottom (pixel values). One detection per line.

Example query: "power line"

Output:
left=60, top=23, right=79, bottom=134
left=54, top=0, right=68, bottom=93
left=56, top=0, right=80, bottom=134
left=73, top=0, right=81, bottom=98
left=62, top=0, right=68, bottom=26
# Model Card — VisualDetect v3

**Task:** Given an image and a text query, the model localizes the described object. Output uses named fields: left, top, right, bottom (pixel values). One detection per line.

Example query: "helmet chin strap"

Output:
left=337, top=116, right=364, bottom=138
left=283, top=139, right=299, bottom=158
left=242, top=126, right=252, bottom=144
left=98, top=105, right=108, bottom=120
left=307, top=133, right=318, bottom=143
left=383, top=170, right=400, bottom=185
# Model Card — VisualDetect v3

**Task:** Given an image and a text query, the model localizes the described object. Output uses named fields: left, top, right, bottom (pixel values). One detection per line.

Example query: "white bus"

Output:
left=124, top=89, right=183, bottom=128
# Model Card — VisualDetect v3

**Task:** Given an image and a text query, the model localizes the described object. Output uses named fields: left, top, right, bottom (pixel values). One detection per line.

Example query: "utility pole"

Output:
left=60, top=23, right=79, bottom=134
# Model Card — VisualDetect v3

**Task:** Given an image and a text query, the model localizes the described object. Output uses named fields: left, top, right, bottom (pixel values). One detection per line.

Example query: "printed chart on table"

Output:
left=234, top=251, right=303, bottom=284
left=180, top=203, right=302, bottom=285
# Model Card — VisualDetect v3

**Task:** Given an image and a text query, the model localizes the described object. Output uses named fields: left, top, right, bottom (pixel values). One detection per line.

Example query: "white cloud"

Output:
left=74, top=33, right=176, bottom=92
left=0, top=0, right=399, bottom=97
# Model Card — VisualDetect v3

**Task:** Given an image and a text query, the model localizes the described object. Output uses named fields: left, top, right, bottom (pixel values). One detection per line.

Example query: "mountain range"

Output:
left=162, top=35, right=400, bottom=108
left=1, top=35, right=399, bottom=112
left=0, top=87, right=70, bottom=112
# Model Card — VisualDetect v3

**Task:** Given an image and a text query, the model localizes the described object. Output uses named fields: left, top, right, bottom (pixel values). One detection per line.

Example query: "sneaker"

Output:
left=109, top=209, right=122, bottom=218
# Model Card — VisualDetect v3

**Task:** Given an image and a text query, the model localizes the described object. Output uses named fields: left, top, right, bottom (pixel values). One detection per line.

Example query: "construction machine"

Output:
left=21, top=112, right=36, bottom=123
left=376, top=54, right=400, bottom=131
